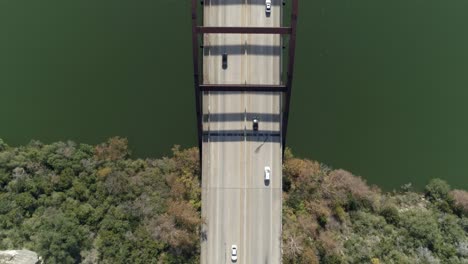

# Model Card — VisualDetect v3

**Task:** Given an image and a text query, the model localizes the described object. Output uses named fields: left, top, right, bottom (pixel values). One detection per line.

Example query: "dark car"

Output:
left=253, top=117, right=259, bottom=131
left=222, top=53, right=228, bottom=69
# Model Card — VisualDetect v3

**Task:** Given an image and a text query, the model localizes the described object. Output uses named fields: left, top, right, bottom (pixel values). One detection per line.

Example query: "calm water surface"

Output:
left=1, top=0, right=468, bottom=190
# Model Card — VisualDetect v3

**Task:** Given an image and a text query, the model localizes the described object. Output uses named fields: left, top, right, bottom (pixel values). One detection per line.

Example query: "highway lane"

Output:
left=201, top=1, right=282, bottom=263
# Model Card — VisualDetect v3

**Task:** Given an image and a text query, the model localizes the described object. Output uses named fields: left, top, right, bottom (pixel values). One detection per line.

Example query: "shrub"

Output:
left=400, top=183, right=413, bottom=192
left=461, top=217, right=468, bottom=232
left=297, top=214, right=319, bottom=236
left=318, top=231, right=340, bottom=256
left=323, top=169, right=378, bottom=210
left=400, top=209, right=441, bottom=249
left=382, top=250, right=414, bottom=263
left=438, top=213, right=465, bottom=245
left=167, top=200, right=201, bottom=231
left=334, top=206, right=346, bottom=223
left=380, top=205, right=400, bottom=225
left=306, top=201, right=331, bottom=228
left=425, top=178, right=451, bottom=202
left=96, top=167, right=112, bottom=179
left=282, top=231, right=306, bottom=263
left=284, top=158, right=321, bottom=180
left=24, top=208, right=89, bottom=264
left=301, top=247, right=320, bottom=264
left=322, top=254, right=344, bottom=264
left=351, top=211, right=387, bottom=235
left=457, top=242, right=468, bottom=257
left=283, top=158, right=321, bottom=192
left=415, top=247, right=441, bottom=264
left=0, top=138, right=8, bottom=151
left=171, top=146, right=200, bottom=177
left=451, top=190, right=468, bottom=216
left=94, top=137, right=130, bottom=161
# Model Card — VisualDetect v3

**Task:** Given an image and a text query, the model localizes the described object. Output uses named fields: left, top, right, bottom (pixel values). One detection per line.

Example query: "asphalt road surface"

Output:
left=201, top=1, right=282, bottom=263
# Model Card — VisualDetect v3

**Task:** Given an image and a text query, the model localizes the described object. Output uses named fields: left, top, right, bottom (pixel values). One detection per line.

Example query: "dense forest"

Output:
left=0, top=137, right=467, bottom=263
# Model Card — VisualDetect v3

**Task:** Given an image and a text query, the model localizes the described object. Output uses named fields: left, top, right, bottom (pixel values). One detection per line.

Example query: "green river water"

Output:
left=1, top=0, right=468, bottom=190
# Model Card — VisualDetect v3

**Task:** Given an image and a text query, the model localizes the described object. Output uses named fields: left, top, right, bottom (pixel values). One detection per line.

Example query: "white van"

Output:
left=264, top=166, right=271, bottom=181
left=265, top=0, right=271, bottom=13
left=231, top=245, right=238, bottom=262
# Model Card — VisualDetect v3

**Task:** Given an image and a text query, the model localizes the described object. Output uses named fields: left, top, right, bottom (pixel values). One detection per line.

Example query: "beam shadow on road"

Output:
left=204, top=44, right=281, bottom=56
left=204, top=0, right=282, bottom=6
left=203, top=130, right=280, bottom=142
left=203, top=113, right=280, bottom=122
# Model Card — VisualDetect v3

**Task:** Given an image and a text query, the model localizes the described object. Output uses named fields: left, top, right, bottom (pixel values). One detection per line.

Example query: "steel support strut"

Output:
left=282, top=0, right=299, bottom=157
left=191, top=0, right=203, bottom=164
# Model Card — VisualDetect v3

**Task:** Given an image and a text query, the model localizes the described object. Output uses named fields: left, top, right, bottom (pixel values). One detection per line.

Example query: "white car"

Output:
left=264, top=166, right=271, bottom=181
left=265, top=0, right=271, bottom=13
left=231, top=245, right=238, bottom=262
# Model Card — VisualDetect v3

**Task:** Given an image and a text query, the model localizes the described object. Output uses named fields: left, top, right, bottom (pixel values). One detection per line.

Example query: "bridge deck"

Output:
left=192, top=1, right=299, bottom=263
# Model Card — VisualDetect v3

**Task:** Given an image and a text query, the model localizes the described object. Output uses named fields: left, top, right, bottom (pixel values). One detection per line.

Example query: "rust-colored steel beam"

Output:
left=191, top=0, right=203, bottom=163
left=200, top=84, right=287, bottom=92
left=282, top=0, right=299, bottom=157
left=197, top=26, right=292, bottom=34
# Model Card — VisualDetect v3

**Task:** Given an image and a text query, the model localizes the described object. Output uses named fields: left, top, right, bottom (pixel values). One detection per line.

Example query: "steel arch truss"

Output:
left=191, top=0, right=299, bottom=161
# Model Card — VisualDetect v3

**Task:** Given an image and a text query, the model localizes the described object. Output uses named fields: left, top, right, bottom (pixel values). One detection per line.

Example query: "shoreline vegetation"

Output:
left=0, top=137, right=467, bottom=263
